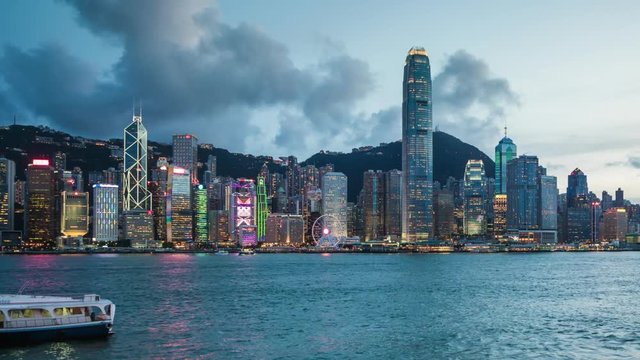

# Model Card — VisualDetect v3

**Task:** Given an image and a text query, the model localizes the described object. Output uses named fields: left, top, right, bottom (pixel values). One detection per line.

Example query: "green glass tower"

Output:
left=256, top=176, right=269, bottom=242
left=195, top=185, right=208, bottom=243
left=495, top=127, right=517, bottom=195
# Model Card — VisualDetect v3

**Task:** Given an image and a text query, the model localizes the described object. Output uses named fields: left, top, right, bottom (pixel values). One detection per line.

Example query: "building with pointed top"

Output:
left=402, top=46, right=433, bottom=241
left=494, top=128, right=517, bottom=195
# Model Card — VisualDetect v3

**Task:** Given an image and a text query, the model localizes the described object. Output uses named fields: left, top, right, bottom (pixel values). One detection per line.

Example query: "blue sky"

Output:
left=1, top=0, right=639, bottom=200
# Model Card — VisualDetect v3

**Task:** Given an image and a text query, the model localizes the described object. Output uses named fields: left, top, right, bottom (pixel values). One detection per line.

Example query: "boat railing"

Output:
left=4, top=315, right=97, bottom=329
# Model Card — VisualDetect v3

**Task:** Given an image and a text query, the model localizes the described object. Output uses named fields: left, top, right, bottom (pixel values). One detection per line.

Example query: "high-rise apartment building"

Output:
left=402, top=47, right=433, bottom=241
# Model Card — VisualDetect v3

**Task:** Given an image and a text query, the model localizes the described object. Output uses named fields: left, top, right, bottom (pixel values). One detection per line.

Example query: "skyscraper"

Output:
left=60, top=191, right=89, bottom=238
left=402, top=46, right=433, bottom=241
left=463, top=160, right=487, bottom=236
left=0, top=158, right=15, bottom=232
left=567, top=168, right=588, bottom=206
left=123, top=111, right=153, bottom=247
left=172, top=134, right=198, bottom=184
left=194, top=184, right=208, bottom=244
left=92, top=184, right=119, bottom=242
left=506, top=155, right=539, bottom=230
left=322, top=172, right=348, bottom=239
left=615, top=188, right=624, bottom=207
left=26, top=159, right=56, bottom=248
left=494, top=130, right=517, bottom=194
left=362, top=170, right=384, bottom=241
left=166, top=166, right=193, bottom=244
left=538, top=175, right=558, bottom=231
left=231, top=179, right=257, bottom=247
left=123, top=112, right=151, bottom=211
left=256, top=176, right=269, bottom=243
left=603, top=207, right=627, bottom=241
left=384, top=170, right=402, bottom=238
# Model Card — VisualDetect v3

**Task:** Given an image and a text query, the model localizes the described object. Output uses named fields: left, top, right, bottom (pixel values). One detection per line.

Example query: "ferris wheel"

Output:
left=311, top=214, right=344, bottom=248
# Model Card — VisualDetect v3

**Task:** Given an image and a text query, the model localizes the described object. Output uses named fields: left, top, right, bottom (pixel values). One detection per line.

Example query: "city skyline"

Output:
left=1, top=1, right=639, bottom=201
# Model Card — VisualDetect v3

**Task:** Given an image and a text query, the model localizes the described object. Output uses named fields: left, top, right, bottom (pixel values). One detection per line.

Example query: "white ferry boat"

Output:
left=0, top=294, right=115, bottom=345
left=238, top=248, right=255, bottom=256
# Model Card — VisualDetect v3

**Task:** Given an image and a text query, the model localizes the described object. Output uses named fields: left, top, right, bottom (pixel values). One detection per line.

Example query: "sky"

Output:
left=0, top=0, right=639, bottom=201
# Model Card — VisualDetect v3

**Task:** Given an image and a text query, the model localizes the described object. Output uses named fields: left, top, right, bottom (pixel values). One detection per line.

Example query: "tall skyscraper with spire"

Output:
left=123, top=111, right=151, bottom=211
left=122, top=109, right=154, bottom=247
left=494, top=126, right=517, bottom=195
left=402, top=47, right=433, bottom=241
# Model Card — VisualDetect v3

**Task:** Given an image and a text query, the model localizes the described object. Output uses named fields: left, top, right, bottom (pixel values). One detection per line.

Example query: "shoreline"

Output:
left=0, top=247, right=634, bottom=255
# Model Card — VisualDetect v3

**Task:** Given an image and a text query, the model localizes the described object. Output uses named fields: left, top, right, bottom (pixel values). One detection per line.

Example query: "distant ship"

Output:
left=0, top=294, right=115, bottom=345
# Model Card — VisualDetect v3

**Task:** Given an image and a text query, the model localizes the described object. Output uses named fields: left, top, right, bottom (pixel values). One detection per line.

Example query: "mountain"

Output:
left=303, top=131, right=495, bottom=202
left=0, top=125, right=494, bottom=202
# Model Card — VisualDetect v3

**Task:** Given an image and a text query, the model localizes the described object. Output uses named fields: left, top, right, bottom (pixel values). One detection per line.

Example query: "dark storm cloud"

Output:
left=0, top=0, right=517, bottom=157
left=0, top=0, right=373, bottom=153
left=433, top=50, right=519, bottom=149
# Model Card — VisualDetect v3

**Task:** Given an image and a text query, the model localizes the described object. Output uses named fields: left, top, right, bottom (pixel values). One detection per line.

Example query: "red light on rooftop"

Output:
left=32, top=159, right=50, bottom=166
left=186, top=135, right=191, bottom=139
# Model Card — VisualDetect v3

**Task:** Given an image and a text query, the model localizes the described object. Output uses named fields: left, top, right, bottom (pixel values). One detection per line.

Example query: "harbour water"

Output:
left=1, top=252, right=640, bottom=359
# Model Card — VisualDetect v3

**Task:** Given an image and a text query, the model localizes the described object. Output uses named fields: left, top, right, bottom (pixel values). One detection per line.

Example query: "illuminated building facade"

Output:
left=166, top=166, right=193, bottom=244
left=61, top=191, right=89, bottom=237
left=92, top=184, right=119, bottom=242
left=566, top=195, right=593, bottom=243
left=231, top=179, right=257, bottom=247
left=402, top=46, right=433, bottom=241
left=172, top=134, right=198, bottom=184
left=603, top=207, right=627, bottom=241
left=256, top=176, right=269, bottom=243
left=122, top=211, right=154, bottom=247
left=0, top=158, right=15, bottom=231
left=265, top=214, right=304, bottom=246
left=463, top=160, right=487, bottom=236
left=195, top=184, right=208, bottom=243
left=493, top=194, right=508, bottom=237
left=208, top=210, right=230, bottom=246
left=321, top=172, right=348, bottom=238
left=494, top=132, right=517, bottom=194
left=26, top=159, right=56, bottom=248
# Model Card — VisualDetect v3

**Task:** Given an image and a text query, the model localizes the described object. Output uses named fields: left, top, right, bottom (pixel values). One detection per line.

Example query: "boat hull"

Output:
left=0, top=321, right=112, bottom=346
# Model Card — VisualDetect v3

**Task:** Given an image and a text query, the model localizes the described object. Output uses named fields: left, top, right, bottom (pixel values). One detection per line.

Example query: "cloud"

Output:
left=0, top=1, right=517, bottom=159
left=0, top=0, right=379, bottom=155
left=628, top=156, right=640, bottom=169
left=433, top=50, right=519, bottom=152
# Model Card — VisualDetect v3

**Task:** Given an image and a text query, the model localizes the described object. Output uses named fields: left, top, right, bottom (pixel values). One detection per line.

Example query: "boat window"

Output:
left=9, top=309, right=23, bottom=319
left=54, top=308, right=64, bottom=316
left=105, top=305, right=111, bottom=315
left=70, top=307, right=84, bottom=315
left=41, top=309, right=51, bottom=317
